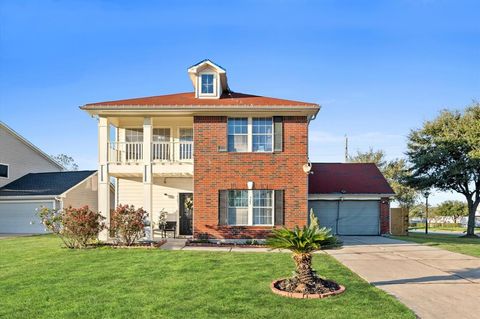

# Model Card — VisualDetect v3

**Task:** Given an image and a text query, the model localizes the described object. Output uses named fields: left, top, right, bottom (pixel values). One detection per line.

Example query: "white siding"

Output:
left=0, top=126, right=62, bottom=187
left=117, top=177, right=193, bottom=224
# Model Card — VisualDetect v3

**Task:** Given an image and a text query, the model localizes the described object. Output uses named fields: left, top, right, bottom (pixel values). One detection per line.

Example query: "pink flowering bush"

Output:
left=110, top=204, right=147, bottom=246
left=37, top=205, right=105, bottom=248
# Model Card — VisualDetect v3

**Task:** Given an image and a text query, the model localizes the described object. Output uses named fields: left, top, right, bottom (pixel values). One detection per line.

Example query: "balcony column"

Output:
left=143, top=117, right=154, bottom=240
left=98, top=116, right=110, bottom=241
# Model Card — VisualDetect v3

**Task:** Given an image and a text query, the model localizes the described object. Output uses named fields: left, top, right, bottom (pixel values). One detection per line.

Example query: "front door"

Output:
left=179, top=193, right=193, bottom=236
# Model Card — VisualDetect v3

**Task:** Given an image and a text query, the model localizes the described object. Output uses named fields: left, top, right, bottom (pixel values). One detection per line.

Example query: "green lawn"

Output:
left=392, top=232, right=480, bottom=258
left=0, top=235, right=414, bottom=319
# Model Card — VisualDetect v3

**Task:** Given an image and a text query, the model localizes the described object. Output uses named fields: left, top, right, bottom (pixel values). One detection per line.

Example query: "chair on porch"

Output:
left=160, top=221, right=177, bottom=239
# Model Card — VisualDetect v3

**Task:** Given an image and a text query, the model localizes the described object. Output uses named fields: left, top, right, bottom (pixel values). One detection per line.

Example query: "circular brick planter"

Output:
left=270, top=279, right=346, bottom=299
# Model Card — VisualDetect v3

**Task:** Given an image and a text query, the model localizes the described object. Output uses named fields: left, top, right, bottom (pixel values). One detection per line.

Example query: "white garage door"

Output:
left=0, top=201, right=54, bottom=233
left=309, top=200, right=380, bottom=235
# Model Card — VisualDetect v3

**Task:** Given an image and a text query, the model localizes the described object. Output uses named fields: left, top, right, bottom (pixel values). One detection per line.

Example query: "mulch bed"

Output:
left=186, top=240, right=267, bottom=248
left=96, top=240, right=167, bottom=249
left=271, top=277, right=345, bottom=299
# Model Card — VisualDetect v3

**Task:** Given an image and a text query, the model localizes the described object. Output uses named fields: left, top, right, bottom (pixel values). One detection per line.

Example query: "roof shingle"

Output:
left=0, top=171, right=96, bottom=197
left=309, top=163, right=395, bottom=195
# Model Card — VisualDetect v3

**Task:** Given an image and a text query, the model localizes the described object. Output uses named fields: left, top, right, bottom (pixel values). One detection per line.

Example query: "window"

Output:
left=152, top=128, right=171, bottom=161
left=227, top=190, right=274, bottom=226
left=228, top=118, right=248, bottom=152
left=153, top=128, right=170, bottom=142
left=253, top=190, right=273, bottom=225
left=179, top=128, right=194, bottom=160
left=201, top=74, right=214, bottom=94
left=0, top=164, right=8, bottom=178
left=228, top=190, right=249, bottom=225
left=227, top=117, right=273, bottom=152
left=125, top=128, right=143, bottom=161
left=252, top=118, right=273, bottom=152
left=125, top=128, right=143, bottom=142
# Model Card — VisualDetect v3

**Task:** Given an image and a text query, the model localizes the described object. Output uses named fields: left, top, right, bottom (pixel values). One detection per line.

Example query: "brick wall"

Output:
left=380, top=197, right=390, bottom=235
left=193, top=116, right=309, bottom=239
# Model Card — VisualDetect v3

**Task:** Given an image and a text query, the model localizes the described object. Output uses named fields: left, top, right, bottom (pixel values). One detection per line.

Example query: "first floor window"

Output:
left=0, top=164, right=8, bottom=178
left=227, top=190, right=274, bottom=226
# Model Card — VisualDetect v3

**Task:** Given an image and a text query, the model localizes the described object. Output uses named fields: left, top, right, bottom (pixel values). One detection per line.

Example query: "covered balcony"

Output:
left=98, top=116, right=194, bottom=178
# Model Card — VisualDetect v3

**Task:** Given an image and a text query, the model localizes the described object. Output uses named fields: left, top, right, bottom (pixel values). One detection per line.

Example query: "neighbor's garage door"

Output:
left=0, top=201, right=54, bottom=233
left=309, top=200, right=380, bottom=235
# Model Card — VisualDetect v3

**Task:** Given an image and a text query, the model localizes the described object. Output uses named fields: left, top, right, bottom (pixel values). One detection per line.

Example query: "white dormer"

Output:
left=188, top=59, right=228, bottom=99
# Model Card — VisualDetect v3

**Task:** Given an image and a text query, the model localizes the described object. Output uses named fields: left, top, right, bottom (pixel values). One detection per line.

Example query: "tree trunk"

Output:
left=292, top=253, right=315, bottom=286
left=465, top=197, right=479, bottom=237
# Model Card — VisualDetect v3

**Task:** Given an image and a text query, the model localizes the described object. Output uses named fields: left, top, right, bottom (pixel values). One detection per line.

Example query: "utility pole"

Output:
left=423, top=190, right=430, bottom=234
left=344, top=134, right=349, bottom=163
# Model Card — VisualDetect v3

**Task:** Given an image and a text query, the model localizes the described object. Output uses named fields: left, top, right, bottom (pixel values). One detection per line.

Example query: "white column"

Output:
left=98, top=117, right=110, bottom=241
left=143, top=117, right=153, bottom=240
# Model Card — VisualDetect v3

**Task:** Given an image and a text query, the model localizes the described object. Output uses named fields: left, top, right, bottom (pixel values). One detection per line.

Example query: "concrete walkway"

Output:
left=326, top=236, right=480, bottom=319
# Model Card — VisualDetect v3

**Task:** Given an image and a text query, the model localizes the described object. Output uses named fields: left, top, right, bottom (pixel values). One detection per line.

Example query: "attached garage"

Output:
left=309, top=200, right=380, bottom=235
left=308, top=163, right=395, bottom=235
left=0, top=171, right=100, bottom=234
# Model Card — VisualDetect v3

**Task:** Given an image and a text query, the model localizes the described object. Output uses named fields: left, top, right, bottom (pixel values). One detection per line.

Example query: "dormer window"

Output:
left=188, top=59, right=227, bottom=99
left=201, top=74, right=215, bottom=94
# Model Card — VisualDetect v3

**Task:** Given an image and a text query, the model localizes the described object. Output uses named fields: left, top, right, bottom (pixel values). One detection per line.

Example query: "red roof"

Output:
left=309, top=163, right=395, bottom=195
left=83, top=92, right=318, bottom=108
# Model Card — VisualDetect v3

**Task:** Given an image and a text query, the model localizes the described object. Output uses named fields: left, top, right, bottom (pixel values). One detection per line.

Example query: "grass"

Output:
left=0, top=235, right=414, bottom=319
left=392, top=232, right=480, bottom=258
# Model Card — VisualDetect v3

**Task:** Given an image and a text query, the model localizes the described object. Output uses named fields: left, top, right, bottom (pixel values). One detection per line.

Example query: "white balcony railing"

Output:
left=108, top=142, right=143, bottom=163
left=152, top=141, right=193, bottom=162
left=108, top=141, right=193, bottom=163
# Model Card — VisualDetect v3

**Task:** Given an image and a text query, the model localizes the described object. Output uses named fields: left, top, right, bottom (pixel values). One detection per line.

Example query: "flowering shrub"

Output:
left=37, top=206, right=105, bottom=248
left=110, top=204, right=148, bottom=246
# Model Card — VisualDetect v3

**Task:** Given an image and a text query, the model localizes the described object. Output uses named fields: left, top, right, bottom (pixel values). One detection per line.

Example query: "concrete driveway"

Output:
left=326, top=236, right=480, bottom=319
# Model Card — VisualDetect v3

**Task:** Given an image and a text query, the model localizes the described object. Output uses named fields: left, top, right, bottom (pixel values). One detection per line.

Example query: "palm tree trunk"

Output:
left=293, top=253, right=315, bottom=285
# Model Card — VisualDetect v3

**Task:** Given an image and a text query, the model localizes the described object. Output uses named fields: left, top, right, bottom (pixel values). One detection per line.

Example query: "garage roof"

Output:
left=0, top=171, right=96, bottom=197
left=309, top=163, right=395, bottom=195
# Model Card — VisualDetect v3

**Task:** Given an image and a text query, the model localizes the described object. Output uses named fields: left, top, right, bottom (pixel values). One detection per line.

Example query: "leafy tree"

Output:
left=435, top=200, right=468, bottom=224
left=349, top=149, right=419, bottom=210
left=406, top=103, right=480, bottom=237
left=349, top=148, right=387, bottom=171
left=51, top=154, right=79, bottom=171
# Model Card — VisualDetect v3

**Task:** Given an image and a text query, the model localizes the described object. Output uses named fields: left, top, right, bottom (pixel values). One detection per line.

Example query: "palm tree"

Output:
left=267, top=225, right=338, bottom=288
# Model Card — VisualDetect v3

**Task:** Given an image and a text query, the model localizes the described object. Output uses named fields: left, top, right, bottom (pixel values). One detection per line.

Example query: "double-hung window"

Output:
left=227, top=190, right=274, bottom=226
left=201, top=74, right=214, bottom=94
left=227, top=118, right=248, bottom=152
left=227, top=117, right=273, bottom=152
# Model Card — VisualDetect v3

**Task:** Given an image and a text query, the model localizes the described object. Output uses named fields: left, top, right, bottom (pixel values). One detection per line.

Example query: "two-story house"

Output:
left=82, top=60, right=393, bottom=240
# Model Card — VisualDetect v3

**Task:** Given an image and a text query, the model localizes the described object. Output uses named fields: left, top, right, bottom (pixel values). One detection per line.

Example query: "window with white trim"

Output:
left=227, top=118, right=248, bottom=152
left=201, top=74, right=215, bottom=94
left=227, top=117, right=273, bottom=152
left=0, top=164, right=8, bottom=178
left=227, top=190, right=274, bottom=226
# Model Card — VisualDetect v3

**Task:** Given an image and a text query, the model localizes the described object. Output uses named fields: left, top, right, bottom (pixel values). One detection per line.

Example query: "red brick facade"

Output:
left=380, top=197, right=391, bottom=235
left=193, top=116, right=309, bottom=239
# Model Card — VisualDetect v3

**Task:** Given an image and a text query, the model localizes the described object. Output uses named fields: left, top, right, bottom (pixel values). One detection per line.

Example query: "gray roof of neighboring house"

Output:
left=0, top=171, right=96, bottom=197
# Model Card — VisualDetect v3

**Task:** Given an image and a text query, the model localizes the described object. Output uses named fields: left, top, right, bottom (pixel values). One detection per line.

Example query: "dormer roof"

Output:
left=187, top=59, right=228, bottom=99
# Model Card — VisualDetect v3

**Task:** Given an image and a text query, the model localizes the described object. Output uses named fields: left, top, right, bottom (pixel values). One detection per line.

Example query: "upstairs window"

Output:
left=228, top=118, right=248, bottom=152
left=0, top=164, right=8, bottom=178
left=252, top=118, right=273, bottom=152
left=201, top=74, right=214, bottom=94
left=227, top=117, right=273, bottom=152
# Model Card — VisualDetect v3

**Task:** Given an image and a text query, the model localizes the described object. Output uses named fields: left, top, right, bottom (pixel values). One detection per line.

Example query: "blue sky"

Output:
left=1, top=0, right=478, bottom=204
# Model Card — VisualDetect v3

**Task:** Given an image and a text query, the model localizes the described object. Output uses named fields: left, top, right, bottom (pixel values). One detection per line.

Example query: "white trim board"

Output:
left=308, top=194, right=394, bottom=201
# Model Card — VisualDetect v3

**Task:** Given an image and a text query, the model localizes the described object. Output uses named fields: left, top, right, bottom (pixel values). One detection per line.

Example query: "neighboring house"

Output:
left=81, top=59, right=394, bottom=240
left=308, top=163, right=395, bottom=235
left=0, top=121, right=63, bottom=188
left=0, top=171, right=104, bottom=233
